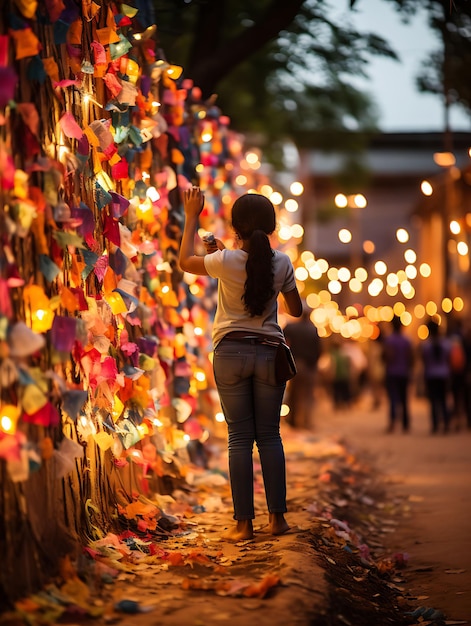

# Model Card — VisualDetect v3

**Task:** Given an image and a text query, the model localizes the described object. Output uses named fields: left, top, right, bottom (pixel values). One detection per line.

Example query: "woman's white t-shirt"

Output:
left=203, top=248, right=296, bottom=347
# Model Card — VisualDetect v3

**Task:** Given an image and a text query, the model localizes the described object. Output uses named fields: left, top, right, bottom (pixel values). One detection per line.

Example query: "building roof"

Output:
left=302, top=131, right=471, bottom=177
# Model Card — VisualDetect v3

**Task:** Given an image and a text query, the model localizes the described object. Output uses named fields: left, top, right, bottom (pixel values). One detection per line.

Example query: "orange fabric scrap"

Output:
left=10, top=28, right=41, bottom=59
left=187, top=550, right=211, bottom=565
left=42, top=57, right=60, bottom=85
left=167, top=552, right=185, bottom=566
left=95, top=26, right=120, bottom=46
left=67, top=19, right=83, bottom=45
left=242, top=573, right=281, bottom=597
left=181, top=573, right=281, bottom=598
left=119, top=500, right=158, bottom=520
left=61, top=286, right=79, bottom=312
left=82, top=0, right=101, bottom=21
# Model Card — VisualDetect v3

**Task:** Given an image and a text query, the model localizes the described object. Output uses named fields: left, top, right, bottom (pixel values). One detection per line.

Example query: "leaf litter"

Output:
left=0, top=429, right=455, bottom=626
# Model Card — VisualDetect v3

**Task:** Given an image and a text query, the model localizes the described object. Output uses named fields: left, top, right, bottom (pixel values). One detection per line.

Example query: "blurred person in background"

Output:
left=283, top=304, right=320, bottom=429
left=329, top=338, right=352, bottom=410
left=447, top=321, right=467, bottom=430
left=463, top=324, right=471, bottom=430
left=342, top=338, right=368, bottom=402
left=366, top=327, right=386, bottom=411
left=383, top=316, right=414, bottom=433
left=420, top=319, right=452, bottom=434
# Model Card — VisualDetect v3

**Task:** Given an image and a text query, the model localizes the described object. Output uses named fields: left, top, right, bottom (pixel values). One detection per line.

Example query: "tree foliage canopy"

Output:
left=153, top=0, right=399, bottom=156
left=153, top=0, right=471, bottom=169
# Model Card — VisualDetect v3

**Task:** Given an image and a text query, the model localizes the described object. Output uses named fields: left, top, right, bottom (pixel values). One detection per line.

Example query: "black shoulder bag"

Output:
left=275, top=342, right=297, bottom=384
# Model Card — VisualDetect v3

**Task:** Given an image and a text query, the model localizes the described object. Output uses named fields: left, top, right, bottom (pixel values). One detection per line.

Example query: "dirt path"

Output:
left=310, top=388, right=471, bottom=622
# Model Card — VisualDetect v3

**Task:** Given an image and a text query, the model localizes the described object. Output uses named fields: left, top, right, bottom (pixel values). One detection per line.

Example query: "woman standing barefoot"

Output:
left=179, top=188, right=302, bottom=540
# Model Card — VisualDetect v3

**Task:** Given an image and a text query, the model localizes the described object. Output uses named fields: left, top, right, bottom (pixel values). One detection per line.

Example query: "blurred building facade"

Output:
left=296, top=131, right=471, bottom=323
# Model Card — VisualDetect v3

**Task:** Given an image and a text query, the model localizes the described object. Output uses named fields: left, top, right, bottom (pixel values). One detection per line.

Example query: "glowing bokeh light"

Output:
left=393, top=302, right=406, bottom=316
left=328, top=280, right=342, bottom=294
left=301, top=250, right=314, bottom=263
left=374, top=260, right=387, bottom=275
left=396, top=228, right=409, bottom=243
left=418, top=324, right=429, bottom=340
left=457, top=241, right=469, bottom=256
left=261, top=184, right=273, bottom=196
left=404, top=249, right=417, bottom=264
left=327, top=267, right=339, bottom=281
left=354, top=194, right=367, bottom=208
left=442, top=298, right=453, bottom=313
left=291, top=224, right=304, bottom=238
left=419, top=263, right=432, bottom=277
left=270, top=192, right=283, bottom=205
left=285, top=199, right=299, bottom=212
left=380, top=306, right=394, bottom=322
left=306, top=293, right=320, bottom=308
left=295, top=266, right=309, bottom=281
left=387, top=273, right=399, bottom=287
left=368, top=278, right=384, bottom=296
left=246, top=151, right=259, bottom=165
left=278, top=226, right=292, bottom=241
left=454, top=297, right=464, bottom=311
left=450, top=220, right=461, bottom=235
left=309, top=264, right=323, bottom=280
left=334, top=193, right=348, bottom=208
left=421, top=180, right=433, bottom=196
left=319, top=290, right=332, bottom=303
left=363, top=240, right=375, bottom=254
left=433, top=151, right=455, bottom=167
left=290, top=182, right=304, bottom=196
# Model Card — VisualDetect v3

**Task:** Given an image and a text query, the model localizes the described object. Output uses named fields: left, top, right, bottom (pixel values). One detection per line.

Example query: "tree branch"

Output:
left=186, top=0, right=306, bottom=96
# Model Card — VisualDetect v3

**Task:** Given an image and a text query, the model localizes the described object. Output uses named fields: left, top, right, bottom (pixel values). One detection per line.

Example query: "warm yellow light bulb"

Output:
left=0, top=405, right=20, bottom=434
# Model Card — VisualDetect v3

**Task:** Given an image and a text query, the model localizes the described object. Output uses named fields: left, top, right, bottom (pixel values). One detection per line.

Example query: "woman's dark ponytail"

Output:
left=231, top=194, right=277, bottom=317
left=243, top=230, right=274, bottom=316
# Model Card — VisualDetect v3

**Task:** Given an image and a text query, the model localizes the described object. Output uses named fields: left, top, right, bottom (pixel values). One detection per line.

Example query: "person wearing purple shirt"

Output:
left=420, top=319, right=452, bottom=434
left=383, top=316, right=414, bottom=433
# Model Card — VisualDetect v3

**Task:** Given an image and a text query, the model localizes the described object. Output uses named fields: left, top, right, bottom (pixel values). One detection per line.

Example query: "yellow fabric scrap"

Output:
left=93, top=431, right=114, bottom=451
left=95, top=169, right=114, bottom=191
left=13, top=0, right=38, bottom=19
left=121, top=3, right=138, bottom=17
left=22, top=384, right=48, bottom=415
left=108, top=152, right=121, bottom=166
left=82, top=0, right=101, bottom=21
left=83, top=126, right=100, bottom=147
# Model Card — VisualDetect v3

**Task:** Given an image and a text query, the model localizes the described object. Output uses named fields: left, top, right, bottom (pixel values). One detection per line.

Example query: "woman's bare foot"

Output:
left=269, top=512, right=290, bottom=536
left=224, top=520, right=254, bottom=541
